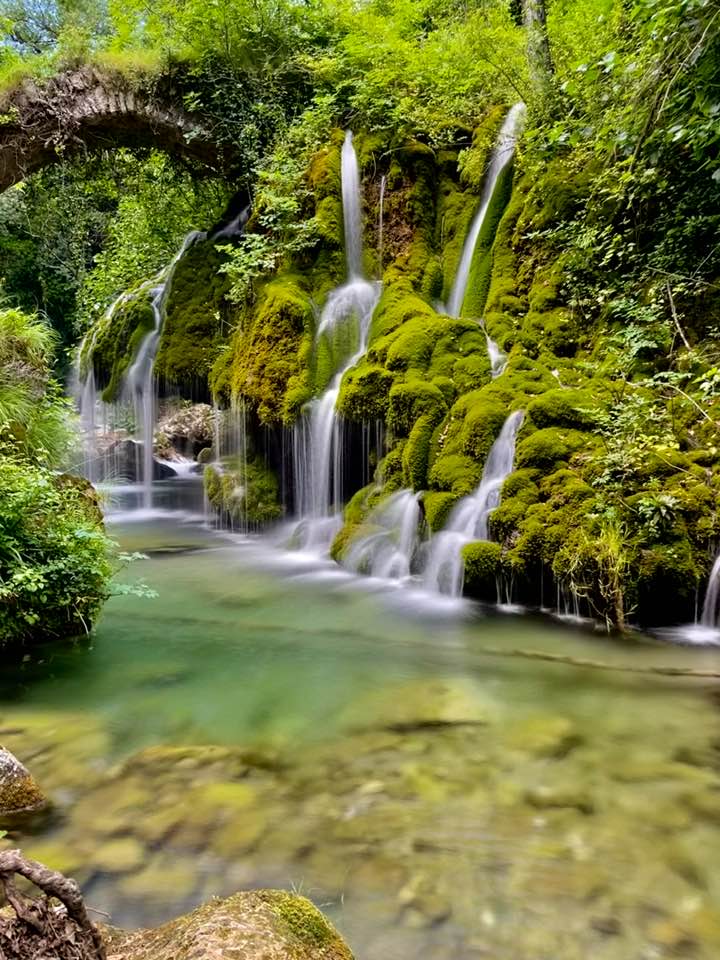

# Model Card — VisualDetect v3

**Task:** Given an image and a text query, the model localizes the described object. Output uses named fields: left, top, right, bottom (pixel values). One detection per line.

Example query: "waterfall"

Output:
left=292, top=132, right=381, bottom=550
left=423, top=410, right=524, bottom=596
left=701, top=553, right=720, bottom=626
left=343, top=490, right=421, bottom=580
left=342, top=131, right=364, bottom=280
left=446, top=103, right=525, bottom=319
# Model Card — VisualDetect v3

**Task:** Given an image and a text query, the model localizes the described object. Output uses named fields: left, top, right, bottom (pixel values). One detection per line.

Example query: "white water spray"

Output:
left=292, top=132, right=381, bottom=549
left=701, top=553, right=720, bottom=627
left=423, top=410, right=524, bottom=596
left=446, top=104, right=525, bottom=318
left=343, top=489, right=421, bottom=580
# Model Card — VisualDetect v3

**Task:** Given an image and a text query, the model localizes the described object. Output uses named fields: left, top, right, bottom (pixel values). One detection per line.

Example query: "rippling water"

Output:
left=3, top=482, right=720, bottom=959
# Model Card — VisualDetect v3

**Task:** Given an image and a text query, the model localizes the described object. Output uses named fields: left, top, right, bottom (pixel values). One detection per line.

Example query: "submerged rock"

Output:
left=106, top=890, right=354, bottom=960
left=0, top=747, right=47, bottom=824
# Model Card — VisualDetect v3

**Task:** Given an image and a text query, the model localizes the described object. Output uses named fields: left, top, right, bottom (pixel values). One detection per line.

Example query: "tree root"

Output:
left=475, top=646, right=720, bottom=679
left=0, top=849, right=105, bottom=960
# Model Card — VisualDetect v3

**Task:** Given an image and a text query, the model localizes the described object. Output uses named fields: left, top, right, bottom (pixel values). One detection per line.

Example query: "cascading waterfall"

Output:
left=343, top=490, right=421, bottom=580
left=446, top=102, right=525, bottom=377
left=701, top=553, right=720, bottom=627
left=423, top=410, right=524, bottom=596
left=77, top=231, right=205, bottom=506
left=125, top=230, right=205, bottom=508
left=292, top=131, right=381, bottom=549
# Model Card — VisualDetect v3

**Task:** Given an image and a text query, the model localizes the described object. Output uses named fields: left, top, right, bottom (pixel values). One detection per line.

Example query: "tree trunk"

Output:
left=522, top=0, right=554, bottom=91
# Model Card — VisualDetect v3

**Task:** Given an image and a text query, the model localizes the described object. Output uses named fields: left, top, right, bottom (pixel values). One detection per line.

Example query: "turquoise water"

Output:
left=3, top=495, right=720, bottom=958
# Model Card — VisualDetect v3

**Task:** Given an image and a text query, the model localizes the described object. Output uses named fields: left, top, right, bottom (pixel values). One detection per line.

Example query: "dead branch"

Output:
left=0, top=849, right=105, bottom=960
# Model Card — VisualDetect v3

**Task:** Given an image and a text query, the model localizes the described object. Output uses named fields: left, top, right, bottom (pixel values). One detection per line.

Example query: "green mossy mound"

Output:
left=204, top=458, right=282, bottom=527
left=213, top=276, right=312, bottom=424
left=154, top=239, right=232, bottom=387
left=89, top=291, right=154, bottom=402
left=462, top=541, right=503, bottom=602
left=105, top=890, right=354, bottom=960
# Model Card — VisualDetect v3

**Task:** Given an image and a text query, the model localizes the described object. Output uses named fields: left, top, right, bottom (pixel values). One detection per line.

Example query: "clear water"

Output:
left=3, top=490, right=720, bottom=959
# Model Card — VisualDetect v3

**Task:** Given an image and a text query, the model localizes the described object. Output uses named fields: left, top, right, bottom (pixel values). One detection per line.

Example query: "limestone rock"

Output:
left=0, top=747, right=47, bottom=824
left=106, top=890, right=354, bottom=960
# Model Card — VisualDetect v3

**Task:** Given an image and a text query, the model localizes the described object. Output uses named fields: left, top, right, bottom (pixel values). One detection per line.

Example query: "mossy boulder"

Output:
left=461, top=541, right=503, bottom=602
left=155, top=238, right=232, bottom=387
left=0, top=747, right=47, bottom=825
left=204, top=459, right=282, bottom=527
left=106, top=890, right=354, bottom=960
left=215, top=276, right=312, bottom=423
left=515, top=427, right=593, bottom=469
left=89, top=292, right=155, bottom=402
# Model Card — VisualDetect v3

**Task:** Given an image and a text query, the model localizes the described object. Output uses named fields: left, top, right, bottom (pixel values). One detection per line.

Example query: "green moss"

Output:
left=428, top=452, right=482, bottom=496
left=423, top=491, right=459, bottom=532
left=221, top=275, right=313, bottom=424
left=90, top=292, right=155, bottom=402
left=526, top=388, right=604, bottom=430
left=204, top=458, right=282, bottom=526
left=519, top=308, right=581, bottom=358
left=461, top=153, right=516, bottom=320
left=263, top=890, right=353, bottom=955
left=337, top=362, right=394, bottom=421
left=462, top=540, right=502, bottom=602
left=370, top=280, right=437, bottom=342
left=636, top=542, right=700, bottom=626
left=388, top=379, right=447, bottom=436
left=155, top=237, right=232, bottom=386
left=402, top=412, right=440, bottom=490
left=515, top=427, right=593, bottom=469
left=459, top=395, right=510, bottom=462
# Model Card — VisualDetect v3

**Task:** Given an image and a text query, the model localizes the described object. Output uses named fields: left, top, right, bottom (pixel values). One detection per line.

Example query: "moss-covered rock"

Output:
left=462, top=541, right=502, bottom=602
left=213, top=275, right=313, bottom=424
left=155, top=238, right=232, bottom=387
left=106, top=890, right=354, bottom=960
left=204, top=458, right=282, bottom=527
left=0, top=747, right=47, bottom=825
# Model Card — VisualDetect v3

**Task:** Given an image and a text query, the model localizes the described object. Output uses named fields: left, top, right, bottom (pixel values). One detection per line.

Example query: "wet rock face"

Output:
left=0, top=747, right=47, bottom=825
left=105, top=891, right=354, bottom=960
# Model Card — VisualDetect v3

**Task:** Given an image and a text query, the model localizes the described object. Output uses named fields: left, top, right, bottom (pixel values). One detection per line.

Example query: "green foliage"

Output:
left=0, top=306, right=115, bottom=650
left=0, top=458, right=113, bottom=647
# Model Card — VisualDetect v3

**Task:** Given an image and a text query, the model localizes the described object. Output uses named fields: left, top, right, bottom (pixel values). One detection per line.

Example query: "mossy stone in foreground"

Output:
left=106, top=890, right=354, bottom=960
left=0, top=747, right=47, bottom=824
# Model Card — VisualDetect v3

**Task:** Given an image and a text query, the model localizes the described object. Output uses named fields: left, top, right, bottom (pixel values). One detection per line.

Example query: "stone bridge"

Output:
left=0, top=68, right=226, bottom=190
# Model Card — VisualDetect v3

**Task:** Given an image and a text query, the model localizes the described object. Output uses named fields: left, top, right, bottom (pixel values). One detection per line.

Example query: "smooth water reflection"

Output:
left=2, top=508, right=720, bottom=959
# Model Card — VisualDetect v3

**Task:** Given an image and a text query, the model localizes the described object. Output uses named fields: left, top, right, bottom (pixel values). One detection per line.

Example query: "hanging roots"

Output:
left=0, top=849, right=106, bottom=960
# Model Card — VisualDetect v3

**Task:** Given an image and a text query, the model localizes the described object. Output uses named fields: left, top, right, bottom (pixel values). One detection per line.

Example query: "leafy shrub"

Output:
left=0, top=459, right=113, bottom=648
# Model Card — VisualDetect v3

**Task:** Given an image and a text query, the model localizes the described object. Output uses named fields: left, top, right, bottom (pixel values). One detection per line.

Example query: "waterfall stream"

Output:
left=126, top=231, right=205, bottom=508
left=701, top=553, right=720, bottom=627
left=292, top=132, right=381, bottom=549
left=76, top=232, right=205, bottom=504
left=446, top=103, right=525, bottom=379
left=423, top=410, right=524, bottom=596
left=343, top=490, right=421, bottom=580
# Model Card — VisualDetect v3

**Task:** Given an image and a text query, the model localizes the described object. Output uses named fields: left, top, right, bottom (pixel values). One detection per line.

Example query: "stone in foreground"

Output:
left=0, top=747, right=47, bottom=824
left=106, top=890, right=354, bottom=960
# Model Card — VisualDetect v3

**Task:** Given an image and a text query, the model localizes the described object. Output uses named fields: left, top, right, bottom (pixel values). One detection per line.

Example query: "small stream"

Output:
left=3, top=482, right=720, bottom=959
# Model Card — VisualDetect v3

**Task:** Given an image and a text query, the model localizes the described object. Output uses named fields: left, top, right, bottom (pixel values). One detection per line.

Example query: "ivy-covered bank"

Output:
left=78, top=90, right=720, bottom=631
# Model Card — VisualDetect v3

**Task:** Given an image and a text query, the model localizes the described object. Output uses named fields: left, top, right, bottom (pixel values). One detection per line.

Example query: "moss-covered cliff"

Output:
left=82, top=102, right=720, bottom=630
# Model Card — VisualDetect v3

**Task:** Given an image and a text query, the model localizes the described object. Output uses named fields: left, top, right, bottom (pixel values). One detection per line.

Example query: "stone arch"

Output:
left=0, top=68, right=226, bottom=190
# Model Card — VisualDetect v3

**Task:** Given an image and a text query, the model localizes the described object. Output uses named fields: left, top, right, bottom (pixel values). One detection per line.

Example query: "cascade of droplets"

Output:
left=292, top=132, right=381, bottom=550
